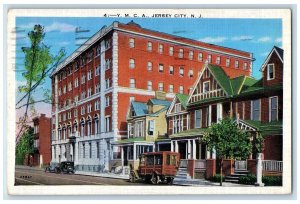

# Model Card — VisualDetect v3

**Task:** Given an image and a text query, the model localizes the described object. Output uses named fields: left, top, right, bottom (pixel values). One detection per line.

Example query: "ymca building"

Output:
left=50, top=21, right=253, bottom=171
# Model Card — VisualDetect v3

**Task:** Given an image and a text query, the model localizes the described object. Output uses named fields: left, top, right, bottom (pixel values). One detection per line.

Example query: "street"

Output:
left=15, top=166, right=150, bottom=185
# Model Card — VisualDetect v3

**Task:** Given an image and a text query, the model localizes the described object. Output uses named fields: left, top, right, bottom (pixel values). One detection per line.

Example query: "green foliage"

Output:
left=15, top=127, right=34, bottom=165
left=262, top=176, right=282, bottom=186
left=210, top=174, right=225, bottom=182
left=238, top=174, right=256, bottom=185
left=203, top=117, right=253, bottom=160
left=255, top=133, right=264, bottom=153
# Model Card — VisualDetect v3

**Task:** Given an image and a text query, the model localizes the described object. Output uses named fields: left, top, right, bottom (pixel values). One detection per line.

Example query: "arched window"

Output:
left=80, top=118, right=85, bottom=137
left=62, top=124, right=66, bottom=140
left=86, top=115, right=92, bottom=136
left=58, top=125, right=61, bottom=140
left=73, top=120, right=78, bottom=133
left=67, top=122, right=72, bottom=138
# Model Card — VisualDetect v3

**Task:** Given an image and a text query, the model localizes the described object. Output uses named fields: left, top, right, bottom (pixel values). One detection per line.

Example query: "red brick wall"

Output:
left=222, top=159, right=234, bottom=176
left=263, top=135, right=282, bottom=161
left=205, top=159, right=216, bottom=179
left=247, top=159, right=257, bottom=175
left=187, top=159, right=195, bottom=178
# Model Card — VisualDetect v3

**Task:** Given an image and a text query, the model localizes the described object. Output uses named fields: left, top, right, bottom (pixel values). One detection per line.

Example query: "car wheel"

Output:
left=151, top=173, right=159, bottom=185
left=44, top=168, right=48, bottom=173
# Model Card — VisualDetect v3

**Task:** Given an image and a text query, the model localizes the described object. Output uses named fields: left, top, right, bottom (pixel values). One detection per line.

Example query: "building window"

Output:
left=89, top=142, right=92, bottom=158
left=129, top=78, right=136, bottom=88
left=105, top=39, right=111, bottom=49
left=74, top=95, right=79, bottom=103
left=179, top=67, right=184, bottom=77
left=135, top=121, right=144, bottom=137
left=173, top=115, right=183, bottom=134
left=95, top=83, right=100, bottom=93
left=251, top=99, right=261, bottom=121
left=148, top=120, right=154, bottom=136
left=198, top=53, right=203, bottom=61
left=95, top=66, right=100, bottom=76
left=269, top=96, right=278, bottom=121
left=203, top=81, right=210, bottom=93
left=169, top=46, right=174, bottom=56
left=95, top=100, right=100, bottom=110
left=169, top=66, right=174, bottom=75
left=147, top=41, right=152, bottom=51
left=179, top=85, right=184, bottom=94
left=208, top=54, right=212, bottom=63
left=82, top=143, right=86, bottom=158
left=81, top=91, right=86, bottom=100
left=87, top=70, right=92, bottom=80
left=74, top=109, right=77, bottom=117
left=105, top=96, right=110, bottom=107
left=147, top=61, right=153, bottom=71
left=195, top=110, right=202, bottom=128
left=174, top=103, right=181, bottom=113
left=87, top=104, right=92, bottom=113
left=147, top=81, right=152, bottom=91
left=63, top=85, right=66, bottom=94
left=189, top=69, right=194, bottom=78
left=87, top=88, right=92, bottom=97
left=58, top=88, right=61, bottom=96
left=68, top=82, right=72, bottom=91
left=129, top=58, right=135, bottom=69
left=189, top=51, right=194, bottom=60
left=96, top=142, right=100, bottom=158
left=267, top=64, right=275, bottom=80
left=178, top=48, right=184, bottom=58
left=95, top=45, right=101, bottom=57
left=159, top=64, right=164, bottom=72
left=216, top=56, right=221, bottom=65
left=244, top=62, right=248, bottom=70
left=226, top=58, right=230, bottom=67
left=158, top=44, right=163, bottom=54
left=81, top=106, right=85, bottom=115
left=169, top=84, right=174, bottom=93
left=158, top=82, right=164, bottom=91
left=235, top=60, right=239, bottom=68
left=74, top=78, right=79, bottom=88
left=81, top=75, right=86, bottom=84
left=105, top=78, right=110, bottom=89
left=129, top=38, right=135, bottom=48
left=105, top=116, right=110, bottom=132
left=68, top=112, right=72, bottom=119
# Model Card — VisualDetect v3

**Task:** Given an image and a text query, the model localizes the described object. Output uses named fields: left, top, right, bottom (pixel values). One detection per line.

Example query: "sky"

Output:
left=14, top=17, right=282, bottom=119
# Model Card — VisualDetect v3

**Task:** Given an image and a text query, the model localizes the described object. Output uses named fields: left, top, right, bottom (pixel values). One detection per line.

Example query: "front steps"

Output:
left=173, top=167, right=209, bottom=186
left=224, top=169, right=249, bottom=183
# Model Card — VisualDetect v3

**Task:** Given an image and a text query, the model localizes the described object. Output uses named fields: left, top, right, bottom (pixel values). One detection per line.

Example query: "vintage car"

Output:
left=45, top=161, right=75, bottom=174
left=129, top=151, right=180, bottom=184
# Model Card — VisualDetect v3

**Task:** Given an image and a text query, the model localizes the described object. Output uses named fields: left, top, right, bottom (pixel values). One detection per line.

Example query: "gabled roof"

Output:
left=148, top=98, right=172, bottom=107
left=230, top=75, right=259, bottom=95
left=208, top=64, right=233, bottom=95
left=176, top=93, right=189, bottom=109
left=131, top=102, right=148, bottom=117
left=241, top=120, right=282, bottom=136
left=261, top=46, right=284, bottom=71
left=170, top=128, right=209, bottom=139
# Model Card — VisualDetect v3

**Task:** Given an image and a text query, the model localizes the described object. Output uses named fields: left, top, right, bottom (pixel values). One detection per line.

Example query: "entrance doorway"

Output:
left=178, top=141, right=187, bottom=159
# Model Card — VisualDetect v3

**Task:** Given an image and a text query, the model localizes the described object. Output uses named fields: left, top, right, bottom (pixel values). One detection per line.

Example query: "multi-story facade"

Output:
left=166, top=46, right=283, bottom=178
left=50, top=20, right=253, bottom=171
left=32, top=114, right=52, bottom=166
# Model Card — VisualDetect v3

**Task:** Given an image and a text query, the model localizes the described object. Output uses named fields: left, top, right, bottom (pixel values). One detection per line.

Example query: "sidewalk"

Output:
left=16, top=165, right=44, bottom=171
left=173, top=178, right=250, bottom=187
left=75, top=171, right=129, bottom=180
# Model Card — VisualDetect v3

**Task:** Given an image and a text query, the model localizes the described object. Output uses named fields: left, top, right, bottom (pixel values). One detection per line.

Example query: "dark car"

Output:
left=44, top=162, right=60, bottom=173
left=45, top=161, right=75, bottom=174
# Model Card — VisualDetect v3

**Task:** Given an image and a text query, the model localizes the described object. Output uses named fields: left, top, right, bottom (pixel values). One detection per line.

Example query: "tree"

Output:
left=15, top=127, right=34, bottom=165
left=203, top=117, right=253, bottom=186
left=16, top=24, right=65, bottom=139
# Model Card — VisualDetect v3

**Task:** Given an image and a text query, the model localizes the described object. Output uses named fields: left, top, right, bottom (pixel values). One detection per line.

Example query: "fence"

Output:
left=262, top=160, right=283, bottom=172
left=235, top=160, right=247, bottom=170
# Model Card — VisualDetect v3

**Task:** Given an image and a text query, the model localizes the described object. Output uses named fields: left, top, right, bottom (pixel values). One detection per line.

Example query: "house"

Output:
left=111, top=94, right=171, bottom=170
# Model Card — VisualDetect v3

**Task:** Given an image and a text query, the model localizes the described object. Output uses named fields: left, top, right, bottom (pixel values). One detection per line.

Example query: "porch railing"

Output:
left=195, top=160, right=206, bottom=170
left=262, top=160, right=283, bottom=172
left=235, top=160, right=247, bottom=170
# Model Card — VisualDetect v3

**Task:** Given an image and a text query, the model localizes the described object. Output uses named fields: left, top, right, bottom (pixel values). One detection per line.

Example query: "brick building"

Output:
left=32, top=114, right=52, bottom=166
left=50, top=21, right=253, bottom=171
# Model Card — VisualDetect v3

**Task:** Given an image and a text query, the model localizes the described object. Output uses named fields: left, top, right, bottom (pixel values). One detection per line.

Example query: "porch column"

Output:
left=208, top=105, right=212, bottom=126
left=121, top=146, right=124, bottom=168
left=74, top=142, right=78, bottom=165
left=175, top=141, right=179, bottom=152
left=187, top=140, right=191, bottom=159
left=192, top=140, right=197, bottom=159
left=206, top=145, right=211, bottom=159
left=171, top=141, right=174, bottom=152
left=212, top=148, right=216, bottom=159
left=133, top=144, right=136, bottom=160
left=217, top=103, right=223, bottom=122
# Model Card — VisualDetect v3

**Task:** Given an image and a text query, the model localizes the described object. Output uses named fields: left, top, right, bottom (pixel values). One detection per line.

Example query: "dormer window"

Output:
left=267, top=64, right=275, bottom=80
left=174, top=103, right=181, bottom=113
left=203, top=81, right=210, bottom=93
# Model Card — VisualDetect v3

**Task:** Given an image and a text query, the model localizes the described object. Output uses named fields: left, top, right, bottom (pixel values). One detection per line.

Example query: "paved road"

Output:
left=15, top=166, right=150, bottom=185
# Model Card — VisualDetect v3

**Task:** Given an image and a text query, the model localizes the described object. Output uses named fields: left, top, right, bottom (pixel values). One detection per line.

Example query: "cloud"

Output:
left=198, top=36, right=227, bottom=43
left=260, top=52, right=269, bottom=57
left=275, top=38, right=282, bottom=43
left=45, top=22, right=77, bottom=33
left=257, top=36, right=272, bottom=42
left=231, top=35, right=253, bottom=41
left=18, top=23, right=39, bottom=30
left=57, top=41, right=70, bottom=46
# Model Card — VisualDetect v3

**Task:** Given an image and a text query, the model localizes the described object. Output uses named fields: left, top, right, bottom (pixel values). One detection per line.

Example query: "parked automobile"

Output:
left=129, top=151, right=180, bottom=184
left=44, top=161, right=75, bottom=174
left=44, top=162, right=60, bottom=173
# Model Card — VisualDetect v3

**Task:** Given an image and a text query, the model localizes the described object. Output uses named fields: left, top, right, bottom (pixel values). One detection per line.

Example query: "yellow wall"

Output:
left=145, top=110, right=168, bottom=142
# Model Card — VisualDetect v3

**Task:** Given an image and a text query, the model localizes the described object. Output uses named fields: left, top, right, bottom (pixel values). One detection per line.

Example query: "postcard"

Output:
left=6, top=8, right=291, bottom=195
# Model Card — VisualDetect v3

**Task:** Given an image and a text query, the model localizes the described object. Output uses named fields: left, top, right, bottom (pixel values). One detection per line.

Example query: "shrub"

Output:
left=262, top=176, right=282, bottom=186
left=238, top=174, right=256, bottom=185
left=210, top=174, right=225, bottom=182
